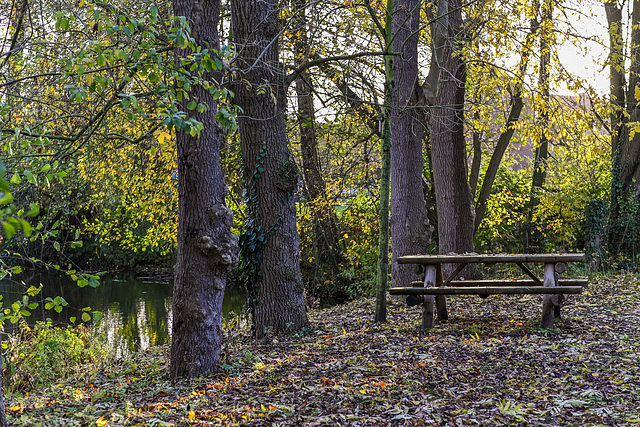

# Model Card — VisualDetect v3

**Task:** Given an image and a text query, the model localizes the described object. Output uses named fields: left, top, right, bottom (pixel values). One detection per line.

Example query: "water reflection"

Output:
left=0, top=270, right=247, bottom=358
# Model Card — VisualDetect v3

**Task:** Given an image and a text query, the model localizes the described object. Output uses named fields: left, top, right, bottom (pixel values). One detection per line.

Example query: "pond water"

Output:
left=0, top=270, right=248, bottom=358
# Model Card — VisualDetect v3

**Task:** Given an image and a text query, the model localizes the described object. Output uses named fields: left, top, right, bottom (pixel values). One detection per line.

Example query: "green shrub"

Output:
left=2, top=322, right=110, bottom=392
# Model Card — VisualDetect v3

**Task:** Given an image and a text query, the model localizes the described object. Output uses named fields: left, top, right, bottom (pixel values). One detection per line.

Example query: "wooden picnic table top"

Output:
left=397, top=253, right=586, bottom=265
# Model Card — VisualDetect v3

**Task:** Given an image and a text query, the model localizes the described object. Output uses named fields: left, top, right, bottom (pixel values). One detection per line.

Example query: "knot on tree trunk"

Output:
left=276, top=156, right=299, bottom=195
left=197, top=204, right=240, bottom=268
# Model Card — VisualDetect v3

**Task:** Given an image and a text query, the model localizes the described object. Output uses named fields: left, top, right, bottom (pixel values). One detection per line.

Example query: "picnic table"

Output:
left=389, top=253, right=588, bottom=330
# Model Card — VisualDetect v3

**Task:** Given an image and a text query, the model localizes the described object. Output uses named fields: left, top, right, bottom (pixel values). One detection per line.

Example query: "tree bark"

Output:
left=232, top=0, right=308, bottom=337
left=430, top=0, right=475, bottom=270
left=390, top=0, right=431, bottom=289
left=170, top=0, right=239, bottom=379
left=605, top=0, right=640, bottom=255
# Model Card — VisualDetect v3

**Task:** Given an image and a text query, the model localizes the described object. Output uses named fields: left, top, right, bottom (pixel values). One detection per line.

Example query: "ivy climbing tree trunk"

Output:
left=232, top=0, right=309, bottom=337
left=605, top=0, right=640, bottom=256
left=390, top=0, right=431, bottom=290
left=170, top=0, right=239, bottom=378
left=430, top=0, right=475, bottom=269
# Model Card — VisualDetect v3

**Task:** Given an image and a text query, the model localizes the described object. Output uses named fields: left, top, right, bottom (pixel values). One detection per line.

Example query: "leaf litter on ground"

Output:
left=5, top=273, right=640, bottom=426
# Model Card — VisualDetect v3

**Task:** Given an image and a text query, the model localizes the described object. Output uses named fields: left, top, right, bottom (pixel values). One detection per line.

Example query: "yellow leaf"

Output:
left=96, top=416, right=108, bottom=427
left=188, top=410, right=196, bottom=421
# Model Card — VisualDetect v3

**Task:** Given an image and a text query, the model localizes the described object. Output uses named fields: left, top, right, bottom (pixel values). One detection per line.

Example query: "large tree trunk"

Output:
left=430, top=0, right=475, bottom=269
left=605, top=0, right=640, bottom=255
left=622, top=0, right=640, bottom=196
left=292, top=0, right=342, bottom=274
left=170, top=0, right=239, bottom=378
left=390, top=0, right=430, bottom=288
left=232, top=0, right=308, bottom=337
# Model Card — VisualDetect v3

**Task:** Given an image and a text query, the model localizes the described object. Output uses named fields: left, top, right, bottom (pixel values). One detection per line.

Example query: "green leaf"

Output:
left=40, top=164, right=51, bottom=173
left=81, top=312, right=91, bottom=322
left=56, top=17, right=70, bottom=30
left=70, top=316, right=76, bottom=323
left=54, top=305, right=63, bottom=313
left=28, top=203, right=39, bottom=217
left=45, top=302, right=54, bottom=310
left=24, top=170, right=35, bottom=184
left=97, top=54, right=107, bottom=66
left=2, top=222, right=16, bottom=239
left=10, top=173, right=21, bottom=184
left=77, top=279, right=89, bottom=287
left=53, top=241, right=61, bottom=251
left=93, top=311, right=103, bottom=322
left=0, top=191, right=13, bottom=205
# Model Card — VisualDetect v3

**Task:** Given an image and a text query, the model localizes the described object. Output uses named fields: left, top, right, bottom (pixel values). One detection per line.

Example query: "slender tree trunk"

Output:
left=473, top=3, right=540, bottom=233
left=170, top=0, right=239, bottom=379
left=292, top=1, right=342, bottom=273
left=526, top=0, right=552, bottom=253
left=430, top=0, right=475, bottom=271
left=375, top=0, right=395, bottom=323
left=390, top=0, right=430, bottom=289
left=232, top=0, right=308, bottom=337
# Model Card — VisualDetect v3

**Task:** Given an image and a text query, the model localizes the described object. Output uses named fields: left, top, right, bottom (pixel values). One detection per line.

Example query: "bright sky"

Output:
left=556, top=0, right=609, bottom=95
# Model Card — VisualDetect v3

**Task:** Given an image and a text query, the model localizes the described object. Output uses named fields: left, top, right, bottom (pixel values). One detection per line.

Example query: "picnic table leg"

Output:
left=422, top=265, right=437, bottom=329
left=541, top=262, right=556, bottom=329
left=553, top=271, right=562, bottom=318
left=435, top=264, right=448, bottom=321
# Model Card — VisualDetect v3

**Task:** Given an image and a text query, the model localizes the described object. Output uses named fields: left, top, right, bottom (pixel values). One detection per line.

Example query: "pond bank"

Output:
left=0, top=270, right=247, bottom=358
left=5, top=274, right=640, bottom=425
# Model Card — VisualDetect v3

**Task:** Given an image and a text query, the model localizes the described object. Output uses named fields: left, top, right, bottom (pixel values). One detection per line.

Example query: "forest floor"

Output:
left=5, top=274, right=640, bottom=426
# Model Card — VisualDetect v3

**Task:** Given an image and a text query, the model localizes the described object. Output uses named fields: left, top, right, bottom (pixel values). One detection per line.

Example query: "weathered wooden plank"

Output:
left=390, top=286, right=583, bottom=295
left=408, top=279, right=589, bottom=287
left=397, top=253, right=586, bottom=264
left=515, top=262, right=543, bottom=285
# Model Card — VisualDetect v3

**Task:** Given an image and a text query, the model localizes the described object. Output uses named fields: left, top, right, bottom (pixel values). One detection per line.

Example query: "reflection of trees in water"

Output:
left=0, top=271, right=173, bottom=358
left=0, top=271, right=248, bottom=358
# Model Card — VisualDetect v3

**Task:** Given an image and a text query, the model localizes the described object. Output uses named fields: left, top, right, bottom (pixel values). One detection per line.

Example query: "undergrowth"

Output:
left=2, top=321, right=110, bottom=393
